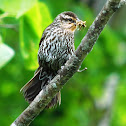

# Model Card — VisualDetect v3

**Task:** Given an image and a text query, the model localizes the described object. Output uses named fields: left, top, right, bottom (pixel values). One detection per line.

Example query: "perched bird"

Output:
left=20, top=11, right=86, bottom=108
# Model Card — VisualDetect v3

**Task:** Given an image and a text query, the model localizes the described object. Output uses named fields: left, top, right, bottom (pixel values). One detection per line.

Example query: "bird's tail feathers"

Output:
left=20, top=67, right=46, bottom=103
left=46, top=91, right=61, bottom=108
left=20, top=67, right=61, bottom=108
left=20, top=67, right=41, bottom=93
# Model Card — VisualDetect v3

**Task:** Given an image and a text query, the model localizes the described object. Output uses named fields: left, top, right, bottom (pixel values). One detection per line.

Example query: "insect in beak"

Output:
left=76, top=18, right=86, bottom=30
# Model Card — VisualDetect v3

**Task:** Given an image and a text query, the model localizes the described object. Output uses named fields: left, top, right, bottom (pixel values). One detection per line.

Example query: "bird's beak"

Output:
left=76, top=18, right=86, bottom=30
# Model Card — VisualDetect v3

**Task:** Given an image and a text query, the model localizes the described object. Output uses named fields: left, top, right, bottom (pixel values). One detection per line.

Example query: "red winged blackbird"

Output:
left=20, top=11, right=86, bottom=108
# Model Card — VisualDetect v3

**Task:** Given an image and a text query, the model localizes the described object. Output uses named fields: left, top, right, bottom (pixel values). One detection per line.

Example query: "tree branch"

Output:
left=11, top=0, right=125, bottom=125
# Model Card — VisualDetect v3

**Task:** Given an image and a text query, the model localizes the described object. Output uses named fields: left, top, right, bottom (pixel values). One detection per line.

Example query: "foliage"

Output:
left=0, top=0, right=126, bottom=126
left=0, top=37, right=15, bottom=68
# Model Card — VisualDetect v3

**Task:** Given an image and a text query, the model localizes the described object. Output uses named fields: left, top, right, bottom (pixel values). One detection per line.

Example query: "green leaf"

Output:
left=20, top=2, right=52, bottom=70
left=0, top=0, right=37, bottom=18
left=0, top=42, right=15, bottom=69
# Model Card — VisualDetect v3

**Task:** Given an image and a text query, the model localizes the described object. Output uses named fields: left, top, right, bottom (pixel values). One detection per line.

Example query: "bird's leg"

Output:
left=39, top=68, right=48, bottom=80
left=48, top=73, right=53, bottom=82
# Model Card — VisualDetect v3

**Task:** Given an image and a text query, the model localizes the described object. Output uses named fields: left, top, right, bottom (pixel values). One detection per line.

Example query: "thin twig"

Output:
left=0, top=24, right=17, bottom=29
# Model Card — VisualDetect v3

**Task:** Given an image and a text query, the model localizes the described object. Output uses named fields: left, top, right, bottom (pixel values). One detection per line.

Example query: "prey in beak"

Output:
left=76, top=19, right=86, bottom=30
left=69, top=19, right=86, bottom=32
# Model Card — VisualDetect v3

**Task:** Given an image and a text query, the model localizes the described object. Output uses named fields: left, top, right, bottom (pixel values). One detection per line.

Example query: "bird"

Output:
left=20, top=11, right=86, bottom=108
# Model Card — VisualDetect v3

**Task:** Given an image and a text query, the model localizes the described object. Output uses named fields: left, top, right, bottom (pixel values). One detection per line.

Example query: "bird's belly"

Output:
left=38, top=45, right=73, bottom=71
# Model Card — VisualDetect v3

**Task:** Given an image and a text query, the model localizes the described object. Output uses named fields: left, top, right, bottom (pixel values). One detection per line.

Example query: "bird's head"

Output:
left=54, top=11, right=86, bottom=32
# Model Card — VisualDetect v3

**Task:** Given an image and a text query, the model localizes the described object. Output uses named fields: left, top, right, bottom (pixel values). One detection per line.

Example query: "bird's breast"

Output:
left=38, top=28, right=75, bottom=71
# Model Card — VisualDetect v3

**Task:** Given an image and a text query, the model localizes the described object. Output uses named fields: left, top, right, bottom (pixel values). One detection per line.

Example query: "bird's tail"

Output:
left=20, top=67, right=61, bottom=108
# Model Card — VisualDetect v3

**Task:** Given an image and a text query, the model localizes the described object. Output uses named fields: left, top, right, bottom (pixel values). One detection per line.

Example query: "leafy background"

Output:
left=0, top=0, right=126, bottom=126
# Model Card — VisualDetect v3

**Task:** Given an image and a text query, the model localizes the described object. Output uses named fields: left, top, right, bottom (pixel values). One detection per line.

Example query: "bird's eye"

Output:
left=68, top=18, right=72, bottom=21
left=68, top=18, right=75, bottom=23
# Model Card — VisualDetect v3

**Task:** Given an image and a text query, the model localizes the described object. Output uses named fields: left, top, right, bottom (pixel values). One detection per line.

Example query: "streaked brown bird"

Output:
left=20, top=11, right=86, bottom=108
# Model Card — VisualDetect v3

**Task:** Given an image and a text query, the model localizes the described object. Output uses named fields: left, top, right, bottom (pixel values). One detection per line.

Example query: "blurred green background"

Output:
left=0, top=0, right=126, bottom=126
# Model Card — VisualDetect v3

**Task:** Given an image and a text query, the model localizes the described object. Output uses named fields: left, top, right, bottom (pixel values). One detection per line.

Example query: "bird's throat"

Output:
left=69, top=25, right=77, bottom=32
